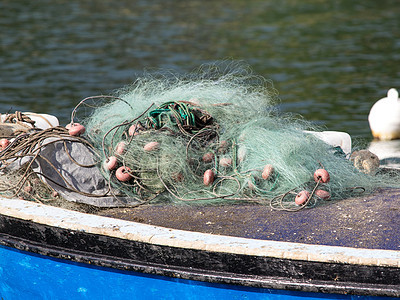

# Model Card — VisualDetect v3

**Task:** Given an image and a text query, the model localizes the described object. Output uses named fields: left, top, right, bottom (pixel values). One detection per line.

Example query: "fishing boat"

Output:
left=0, top=68, right=399, bottom=299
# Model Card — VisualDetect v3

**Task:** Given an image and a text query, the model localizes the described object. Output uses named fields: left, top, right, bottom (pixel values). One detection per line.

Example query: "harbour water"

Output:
left=1, top=0, right=400, bottom=142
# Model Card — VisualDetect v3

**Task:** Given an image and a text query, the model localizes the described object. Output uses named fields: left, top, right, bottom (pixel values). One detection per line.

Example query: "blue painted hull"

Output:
left=0, top=245, right=388, bottom=300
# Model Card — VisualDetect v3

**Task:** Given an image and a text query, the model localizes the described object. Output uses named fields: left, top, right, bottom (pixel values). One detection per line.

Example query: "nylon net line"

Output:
left=0, top=63, right=399, bottom=211
left=78, top=64, right=400, bottom=210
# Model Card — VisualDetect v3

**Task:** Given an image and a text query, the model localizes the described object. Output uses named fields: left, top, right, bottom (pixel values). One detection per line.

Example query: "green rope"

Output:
left=146, top=101, right=198, bottom=131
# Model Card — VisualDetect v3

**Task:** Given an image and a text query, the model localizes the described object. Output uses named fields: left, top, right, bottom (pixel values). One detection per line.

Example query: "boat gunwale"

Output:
left=0, top=198, right=399, bottom=268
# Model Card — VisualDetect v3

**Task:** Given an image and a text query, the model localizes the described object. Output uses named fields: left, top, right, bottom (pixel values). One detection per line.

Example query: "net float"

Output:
left=203, top=169, right=215, bottom=186
left=115, top=141, right=127, bottom=155
left=128, top=124, right=136, bottom=136
left=128, top=124, right=143, bottom=136
left=218, top=140, right=228, bottom=154
left=262, top=164, right=274, bottom=180
left=0, top=138, right=10, bottom=150
left=368, top=88, right=400, bottom=140
left=219, top=157, right=232, bottom=167
left=295, top=190, right=310, bottom=206
left=315, top=189, right=331, bottom=200
left=67, top=123, right=86, bottom=136
left=104, top=156, right=118, bottom=171
left=116, top=166, right=132, bottom=182
left=314, top=169, right=330, bottom=183
left=144, top=141, right=160, bottom=151
left=202, top=152, right=214, bottom=163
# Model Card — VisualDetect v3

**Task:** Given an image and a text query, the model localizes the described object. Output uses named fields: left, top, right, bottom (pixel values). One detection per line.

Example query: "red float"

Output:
left=315, top=189, right=331, bottom=200
left=0, top=138, right=10, bottom=150
left=295, top=190, right=310, bottom=206
left=172, top=172, right=184, bottom=182
left=202, top=152, right=214, bottom=163
left=219, top=157, right=232, bottom=167
left=143, top=141, right=160, bottom=151
left=314, top=169, right=330, bottom=183
left=115, top=141, right=127, bottom=155
left=203, top=169, right=215, bottom=186
left=116, top=166, right=132, bottom=182
left=67, top=123, right=86, bottom=136
left=262, top=164, right=274, bottom=180
left=104, top=156, right=118, bottom=171
left=128, top=124, right=140, bottom=136
left=218, top=140, right=228, bottom=154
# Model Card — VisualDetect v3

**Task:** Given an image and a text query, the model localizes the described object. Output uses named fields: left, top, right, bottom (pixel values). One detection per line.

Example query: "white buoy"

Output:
left=368, top=88, right=400, bottom=140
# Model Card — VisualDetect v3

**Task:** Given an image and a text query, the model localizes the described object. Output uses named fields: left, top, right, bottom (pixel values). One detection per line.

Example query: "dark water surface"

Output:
left=1, top=0, right=400, bottom=141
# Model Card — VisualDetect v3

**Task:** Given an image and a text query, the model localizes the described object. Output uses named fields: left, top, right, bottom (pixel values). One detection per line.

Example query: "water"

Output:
left=1, top=0, right=400, bottom=141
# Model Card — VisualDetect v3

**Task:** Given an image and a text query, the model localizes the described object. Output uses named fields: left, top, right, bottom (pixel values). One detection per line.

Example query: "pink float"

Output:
left=315, top=189, right=331, bottom=200
left=295, top=190, right=310, bottom=206
left=115, top=141, right=127, bottom=155
left=116, top=166, right=132, bottom=182
left=218, top=140, right=228, bottom=154
left=128, top=124, right=140, bottom=136
left=262, top=164, right=274, bottom=180
left=203, top=169, right=215, bottom=186
left=67, top=123, right=86, bottom=136
left=314, top=169, right=330, bottom=183
left=202, top=152, right=214, bottom=163
left=248, top=180, right=255, bottom=190
left=143, top=141, right=160, bottom=151
left=0, top=138, right=10, bottom=150
left=219, top=157, right=232, bottom=167
left=104, top=156, right=118, bottom=171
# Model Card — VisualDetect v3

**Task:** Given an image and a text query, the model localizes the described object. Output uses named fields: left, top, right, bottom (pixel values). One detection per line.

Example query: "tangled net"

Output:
left=73, top=64, right=400, bottom=210
left=1, top=63, right=399, bottom=211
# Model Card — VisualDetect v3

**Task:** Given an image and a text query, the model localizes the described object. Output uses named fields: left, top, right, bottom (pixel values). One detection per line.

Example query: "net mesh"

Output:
left=75, top=63, right=400, bottom=209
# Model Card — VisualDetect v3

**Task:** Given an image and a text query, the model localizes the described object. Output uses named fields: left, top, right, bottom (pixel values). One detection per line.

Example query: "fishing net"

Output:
left=1, top=63, right=399, bottom=211
left=73, top=63, right=400, bottom=210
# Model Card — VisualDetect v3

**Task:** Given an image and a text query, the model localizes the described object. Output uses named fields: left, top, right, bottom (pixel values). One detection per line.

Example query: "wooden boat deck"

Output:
left=99, top=187, right=400, bottom=250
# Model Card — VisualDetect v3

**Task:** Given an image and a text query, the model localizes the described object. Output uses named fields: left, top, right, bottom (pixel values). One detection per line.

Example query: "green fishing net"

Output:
left=76, top=64, right=399, bottom=209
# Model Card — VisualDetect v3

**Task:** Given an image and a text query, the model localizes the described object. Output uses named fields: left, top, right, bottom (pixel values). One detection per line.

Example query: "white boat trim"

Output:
left=0, top=198, right=399, bottom=268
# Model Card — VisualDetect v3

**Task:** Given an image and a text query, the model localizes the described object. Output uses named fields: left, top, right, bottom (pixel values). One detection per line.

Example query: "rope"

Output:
left=3, top=111, right=36, bottom=127
left=0, top=127, right=112, bottom=202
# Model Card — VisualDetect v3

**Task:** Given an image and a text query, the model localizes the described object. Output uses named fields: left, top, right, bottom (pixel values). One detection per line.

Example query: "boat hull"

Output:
left=3, top=245, right=383, bottom=300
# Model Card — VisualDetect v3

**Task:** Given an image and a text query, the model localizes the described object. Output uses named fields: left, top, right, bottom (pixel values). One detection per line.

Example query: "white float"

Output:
left=368, top=88, right=400, bottom=140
